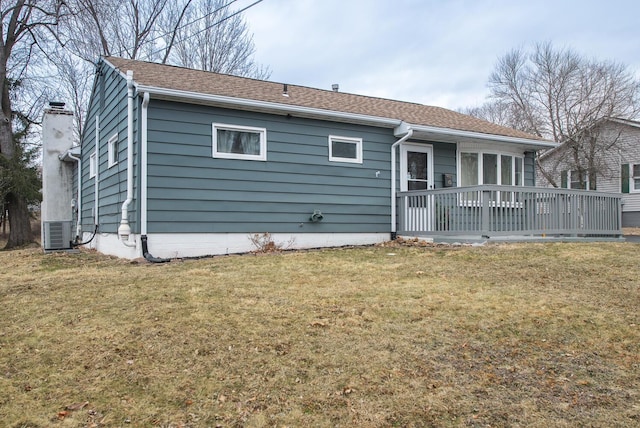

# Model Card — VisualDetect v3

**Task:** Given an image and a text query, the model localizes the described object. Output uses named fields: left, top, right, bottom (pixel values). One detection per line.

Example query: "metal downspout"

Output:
left=391, top=127, right=414, bottom=236
left=94, top=116, right=99, bottom=228
left=141, top=92, right=149, bottom=236
left=66, top=152, right=82, bottom=239
left=139, top=92, right=169, bottom=263
left=119, top=70, right=136, bottom=247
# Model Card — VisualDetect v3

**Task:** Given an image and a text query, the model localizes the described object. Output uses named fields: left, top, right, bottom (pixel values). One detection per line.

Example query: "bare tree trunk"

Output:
left=0, top=112, right=34, bottom=248
left=0, top=51, right=32, bottom=248
left=0, top=70, right=30, bottom=248
left=535, top=156, right=559, bottom=188
left=4, top=192, right=32, bottom=248
left=1, top=204, right=6, bottom=237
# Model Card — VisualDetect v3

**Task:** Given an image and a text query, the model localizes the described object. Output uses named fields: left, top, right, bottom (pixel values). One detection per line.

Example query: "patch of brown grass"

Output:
left=0, top=242, right=639, bottom=427
left=623, top=227, right=640, bottom=235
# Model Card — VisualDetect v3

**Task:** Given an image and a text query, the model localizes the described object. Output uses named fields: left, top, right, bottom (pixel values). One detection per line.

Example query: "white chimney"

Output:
left=41, top=103, right=77, bottom=250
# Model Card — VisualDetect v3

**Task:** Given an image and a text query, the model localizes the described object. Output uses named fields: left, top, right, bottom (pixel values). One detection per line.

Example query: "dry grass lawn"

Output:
left=623, top=227, right=640, bottom=235
left=0, top=241, right=639, bottom=427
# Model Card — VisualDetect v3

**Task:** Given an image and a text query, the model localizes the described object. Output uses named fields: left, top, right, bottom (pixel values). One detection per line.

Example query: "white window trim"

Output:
left=107, top=133, right=118, bottom=168
left=457, top=147, right=525, bottom=187
left=328, top=135, right=363, bottom=164
left=89, top=151, right=97, bottom=178
left=631, top=163, right=640, bottom=193
left=212, top=123, right=267, bottom=161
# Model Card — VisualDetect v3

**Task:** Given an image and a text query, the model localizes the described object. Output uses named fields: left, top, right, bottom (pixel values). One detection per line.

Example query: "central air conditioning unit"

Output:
left=43, top=221, right=73, bottom=251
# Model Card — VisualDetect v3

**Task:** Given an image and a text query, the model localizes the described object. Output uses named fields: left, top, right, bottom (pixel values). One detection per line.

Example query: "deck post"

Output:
left=481, top=190, right=491, bottom=237
left=618, top=198, right=623, bottom=233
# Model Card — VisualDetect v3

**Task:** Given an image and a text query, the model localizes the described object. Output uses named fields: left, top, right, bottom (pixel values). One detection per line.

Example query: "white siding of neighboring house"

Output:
left=537, top=120, right=640, bottom=216
left=536, top=147, right=570, bottom=188
left=600, top=122, right=640, bottom=213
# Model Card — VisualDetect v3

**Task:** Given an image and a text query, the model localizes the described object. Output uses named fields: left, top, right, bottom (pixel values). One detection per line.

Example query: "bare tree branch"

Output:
left=466, top=42, right=640, bottom=187
left=168, top=0, right=270, bottom=78
left=160, top=0, right=193, bottom=64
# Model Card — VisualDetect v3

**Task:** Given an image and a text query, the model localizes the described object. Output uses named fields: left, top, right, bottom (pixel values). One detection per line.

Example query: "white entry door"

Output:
left=401, top=144, right=434, bottom=191
left=400, top=144, right=434, bottom=232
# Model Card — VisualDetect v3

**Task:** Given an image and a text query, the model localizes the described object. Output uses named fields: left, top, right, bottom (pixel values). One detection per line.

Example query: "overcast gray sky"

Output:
left=243, top=0, right=640, bottom=110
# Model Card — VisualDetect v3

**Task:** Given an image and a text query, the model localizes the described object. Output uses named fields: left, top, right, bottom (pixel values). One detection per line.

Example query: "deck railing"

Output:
left=398, top=185, right=622, bottom=239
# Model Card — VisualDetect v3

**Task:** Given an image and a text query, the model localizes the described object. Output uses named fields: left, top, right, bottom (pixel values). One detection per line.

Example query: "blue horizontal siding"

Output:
left=148, top=164, right=389, bottom=186
left=146, top=101, right=395, bottom=234
left=433, top=142, right=457, bottom=187
left=79, top=62, right=139, bottom=233
left=79, top=66, right=539, bottom=239
left=148, top=188, right=388, bottom=207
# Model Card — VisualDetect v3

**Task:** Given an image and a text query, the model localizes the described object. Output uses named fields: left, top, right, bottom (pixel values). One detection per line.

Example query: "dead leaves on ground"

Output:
left=309, top=320, right=329, bottom=328
left=56, top=401, right=89, bottom=421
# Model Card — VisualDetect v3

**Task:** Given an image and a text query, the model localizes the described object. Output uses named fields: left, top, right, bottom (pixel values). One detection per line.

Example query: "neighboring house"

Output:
left=537, top=118, right=640, bottom=227
left=42, top=57, right=624, bottom=260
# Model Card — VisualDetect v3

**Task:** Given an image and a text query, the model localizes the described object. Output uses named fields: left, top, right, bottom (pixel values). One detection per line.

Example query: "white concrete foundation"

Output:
left=81, top=232, right=390, bottom=259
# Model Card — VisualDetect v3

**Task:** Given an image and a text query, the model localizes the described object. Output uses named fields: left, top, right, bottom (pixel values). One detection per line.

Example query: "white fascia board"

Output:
left=397, top=123, right=558, bottom=149
left=536, top=144, right=564, bottom=160
left=135, top=84, right=402, bottom=128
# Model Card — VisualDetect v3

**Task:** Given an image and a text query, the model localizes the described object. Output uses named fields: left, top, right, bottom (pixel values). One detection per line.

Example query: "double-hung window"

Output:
left=570, top=170, right=587, bottom=190
left=212, top=123, right=267, bottom=161
left=563, top=169, right=596, bottom=190
left=632, top=164, right=640, bottom=192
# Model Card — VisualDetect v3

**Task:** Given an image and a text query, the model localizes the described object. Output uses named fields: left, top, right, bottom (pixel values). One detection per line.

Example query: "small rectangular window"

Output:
left=328, top=135, right=362, bottom=164
left=212, top=123, right=267, bottom=161
left=107, top=134, right=118, bottom=168
left=89, top=152, right=97, bottom=178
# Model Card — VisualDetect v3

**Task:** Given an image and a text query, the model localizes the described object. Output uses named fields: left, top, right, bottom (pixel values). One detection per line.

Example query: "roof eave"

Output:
left=133, top=83, right=554, bottom=150
left=607, top=117, right=640, bottom=129
left=136, top=84, right=402, bottom=128
left=397, top=123, right=557, bottom=150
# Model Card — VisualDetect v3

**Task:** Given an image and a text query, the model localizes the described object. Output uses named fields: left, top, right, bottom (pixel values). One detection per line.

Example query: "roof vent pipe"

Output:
left=332, top=84, right=339, bottom=92
left=282, top=83, right=289, bottom=97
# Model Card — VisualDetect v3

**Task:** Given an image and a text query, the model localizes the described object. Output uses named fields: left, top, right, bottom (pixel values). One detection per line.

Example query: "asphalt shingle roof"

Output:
left=106, top=56, right=542, bottom=141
